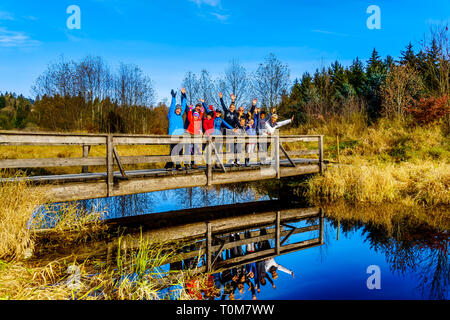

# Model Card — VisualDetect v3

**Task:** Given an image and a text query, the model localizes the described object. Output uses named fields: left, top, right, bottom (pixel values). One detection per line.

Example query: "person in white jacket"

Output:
left=264, top=114, right=295, bottom=135
left=259, top=114, right=294, bottom=164
left=265, top=257, right=295, bottom=280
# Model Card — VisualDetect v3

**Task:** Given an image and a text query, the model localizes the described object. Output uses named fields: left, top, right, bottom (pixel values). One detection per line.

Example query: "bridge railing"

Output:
left=0, top=131, right=324, bottom=195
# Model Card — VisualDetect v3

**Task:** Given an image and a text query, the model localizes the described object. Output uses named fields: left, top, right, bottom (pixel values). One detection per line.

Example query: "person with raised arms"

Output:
left=165, top=88, right=186, bottom=171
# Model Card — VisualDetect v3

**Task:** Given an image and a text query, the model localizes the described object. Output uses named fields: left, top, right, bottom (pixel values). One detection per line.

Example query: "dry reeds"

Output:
left=306, top=160, right=450, bottom=207
left=0, top=171, right=43, bottom=261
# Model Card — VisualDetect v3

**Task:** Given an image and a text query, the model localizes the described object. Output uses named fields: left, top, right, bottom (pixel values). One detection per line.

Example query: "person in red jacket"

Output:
left=185, top=103, right=204, bottom=169
left=203, top=105, right=216, bottom=136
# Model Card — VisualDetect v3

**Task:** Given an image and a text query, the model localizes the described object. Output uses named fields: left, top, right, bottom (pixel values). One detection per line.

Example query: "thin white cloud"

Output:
left=210, top=12, right=229, bottom=22
left=311, top=29, right=350, bottom=37
left=0, top=10, right=15, bottom=21
left=190, top=0, right=221, bottom=7
left=0, top=27, right=40, bottom=47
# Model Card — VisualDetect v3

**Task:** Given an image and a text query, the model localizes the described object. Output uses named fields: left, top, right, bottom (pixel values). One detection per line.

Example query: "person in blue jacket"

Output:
left=165, top=88, right=187, bottom=171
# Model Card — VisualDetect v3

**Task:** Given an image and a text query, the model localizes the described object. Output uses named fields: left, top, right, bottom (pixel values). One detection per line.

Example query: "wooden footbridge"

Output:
left=0, top=131, right=326, bottom=203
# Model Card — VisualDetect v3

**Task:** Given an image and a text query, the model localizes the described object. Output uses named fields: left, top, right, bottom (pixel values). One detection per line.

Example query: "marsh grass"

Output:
left=282, top=114, right=450, bottom=209
left=306, top=160, right=449, bottom=207
left=0, top=233, right=211, bottom=300
left=0, top=171, right=43, bottom=261
left=0, top=168, right=211, bottom=300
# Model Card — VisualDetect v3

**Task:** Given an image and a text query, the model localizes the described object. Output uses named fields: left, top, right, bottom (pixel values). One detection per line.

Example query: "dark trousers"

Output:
left=165, top=143, right=183, bottom=169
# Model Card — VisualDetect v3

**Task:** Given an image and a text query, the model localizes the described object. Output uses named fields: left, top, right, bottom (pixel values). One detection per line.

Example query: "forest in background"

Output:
left=0, top=24, right=448, bottom=135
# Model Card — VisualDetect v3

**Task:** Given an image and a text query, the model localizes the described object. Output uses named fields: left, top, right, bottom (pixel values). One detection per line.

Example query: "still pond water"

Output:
left=54, top=180, right=448, bottom=300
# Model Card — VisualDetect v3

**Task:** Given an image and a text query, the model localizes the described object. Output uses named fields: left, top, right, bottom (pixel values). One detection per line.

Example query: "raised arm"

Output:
left=180, top=88, right=187, bottom=116
left=219, top=92, right=228, bottom=112
left=221, top=118, right=234, bottom=130
left=168, top=89, right=177, bottom=119
left=274, top=117, right=293, bottom=130
left=250, top=98, right=257, bottom=115
left=273, top=261, right=294, bottom=276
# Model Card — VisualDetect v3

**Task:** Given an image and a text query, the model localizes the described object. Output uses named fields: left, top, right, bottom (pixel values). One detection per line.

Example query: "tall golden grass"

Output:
left=0, top=171, right=43, bottom=261
left=0, top=172, right=210, bottom=300
left=306, top=160, right=450, bottom=207
left=0, top=235, right=209, bottom=300
left=282, top=114, right=450, bottom=209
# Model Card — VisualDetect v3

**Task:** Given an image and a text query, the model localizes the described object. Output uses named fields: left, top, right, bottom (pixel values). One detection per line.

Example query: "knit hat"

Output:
left=175, top=104, right=182, bottom=110
left=193, top=111, right=200, bottom=118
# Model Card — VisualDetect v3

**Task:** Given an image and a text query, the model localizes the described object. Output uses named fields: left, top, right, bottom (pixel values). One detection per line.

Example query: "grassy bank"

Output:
left=0, top=175, right=210, bottom=300
left=282, top=114, right=450, bottom=209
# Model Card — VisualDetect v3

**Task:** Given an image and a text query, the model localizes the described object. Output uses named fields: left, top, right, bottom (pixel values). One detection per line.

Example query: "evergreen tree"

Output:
left=348, top=57, right=366, bottom=97
left=367, top=48, right=387, bottom=76
left=399, top=42, right=417, bottom=67
left=365, top=49, right=387, bottom=121
left=329, top=61, right=347, bottom=97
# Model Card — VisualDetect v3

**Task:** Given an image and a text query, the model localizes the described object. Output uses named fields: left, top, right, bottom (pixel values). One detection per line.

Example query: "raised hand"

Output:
left=252, top=98, right=258, bottom=105
left=230, top=93, right=236, bottom=101
left=181, top=88, right=186, bottom=95
left=199, top=98, right=205, bottom=103
left=171, top=89, right=176, bottom=98
left=219, top=92, right=223, bottom=99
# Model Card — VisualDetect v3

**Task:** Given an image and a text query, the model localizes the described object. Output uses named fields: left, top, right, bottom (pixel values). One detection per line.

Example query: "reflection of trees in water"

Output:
left=75, top=182, right=275, bottom=219
left=336, top=216, right=449, bottom=300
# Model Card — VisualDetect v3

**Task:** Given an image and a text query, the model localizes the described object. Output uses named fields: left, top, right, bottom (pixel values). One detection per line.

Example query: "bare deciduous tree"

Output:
left=252, top=53, right=290, bottom=110
left=217, top=59, right=252, bottom=108
left=181, top=71, right=200, bottom=106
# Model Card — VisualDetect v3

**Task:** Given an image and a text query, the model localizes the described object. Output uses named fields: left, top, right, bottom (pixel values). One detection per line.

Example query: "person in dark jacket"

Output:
left=219, top=92, right=239, bottom=165
left=212, top=109, right=234, bottom=168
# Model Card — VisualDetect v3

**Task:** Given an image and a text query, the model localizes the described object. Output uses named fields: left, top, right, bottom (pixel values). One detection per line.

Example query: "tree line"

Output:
left=0, top=24, right=448, bottom=134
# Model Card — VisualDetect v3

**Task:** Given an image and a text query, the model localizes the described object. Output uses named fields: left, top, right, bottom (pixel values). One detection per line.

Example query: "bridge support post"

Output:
left=319, top=208, right=324, bottom=244
left=106, top=134, right=114, bottom=197
left=206, top=137, right=212, bottom=186
left=275, top=211, right=281, bottom=255
left=275, top=136, right=280, bottom=179
left=206, top=222, right=212, bottom=272
left=319, top=135, right=324, bottom=174
left=82, top=145, right=91, bottom=173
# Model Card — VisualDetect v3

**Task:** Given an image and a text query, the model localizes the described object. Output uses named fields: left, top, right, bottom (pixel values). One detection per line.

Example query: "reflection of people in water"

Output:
left=220, top=271, right=238, bottom=300
left=180, top=227, right=296, bottom=300
left=255, top=260, right=276, bottom=292
left=265, top=258, right=295, bottom=280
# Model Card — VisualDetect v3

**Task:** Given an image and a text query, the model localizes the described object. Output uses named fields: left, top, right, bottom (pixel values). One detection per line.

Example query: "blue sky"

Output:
left=0, top=0, right=448, bottom=103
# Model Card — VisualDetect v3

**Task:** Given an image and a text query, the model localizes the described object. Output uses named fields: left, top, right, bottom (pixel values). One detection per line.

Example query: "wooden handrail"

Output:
left=0, top=132, right=325, bottom=193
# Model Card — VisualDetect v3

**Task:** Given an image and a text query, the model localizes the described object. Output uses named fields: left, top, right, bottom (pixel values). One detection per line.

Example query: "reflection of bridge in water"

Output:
left=37, top=201, right=324, bottom=275
left=0, top=132, right=326, bottom=203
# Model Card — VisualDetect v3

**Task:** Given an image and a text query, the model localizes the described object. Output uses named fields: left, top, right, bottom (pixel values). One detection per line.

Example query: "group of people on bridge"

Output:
left=165, top=88, right=295, bottom=170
